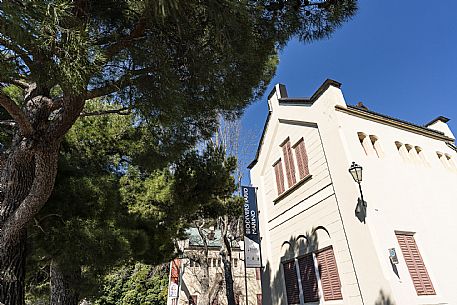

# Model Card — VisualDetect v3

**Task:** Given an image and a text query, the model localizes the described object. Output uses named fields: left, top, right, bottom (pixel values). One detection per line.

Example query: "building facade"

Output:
left=248, top=79, right=457, bottom=305
left=170, top=228, right=262, bottom=305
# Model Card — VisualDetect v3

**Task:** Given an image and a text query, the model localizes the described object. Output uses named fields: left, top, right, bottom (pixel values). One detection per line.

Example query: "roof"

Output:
left=185, top=228, right=239, bottom=249
left=346, top=105, right=446, bottom=136
left=425, top=116, right=450, bottom=126
left=248, top=79, right=454, bottom=170
left=248, top=79, right=341, bottom=169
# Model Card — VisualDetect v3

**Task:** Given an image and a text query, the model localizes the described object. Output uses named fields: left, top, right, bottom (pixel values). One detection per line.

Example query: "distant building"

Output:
left=248, top=80, right=457, bottom=305
left=169, top=228, right=262, bottom=305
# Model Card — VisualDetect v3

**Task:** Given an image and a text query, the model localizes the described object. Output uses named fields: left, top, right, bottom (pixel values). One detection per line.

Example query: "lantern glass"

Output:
left=349, top=162, right=363, bottom=183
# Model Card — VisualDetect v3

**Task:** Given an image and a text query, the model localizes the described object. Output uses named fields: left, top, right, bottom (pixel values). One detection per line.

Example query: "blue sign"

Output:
left=242, top=186, right=261, bottom=268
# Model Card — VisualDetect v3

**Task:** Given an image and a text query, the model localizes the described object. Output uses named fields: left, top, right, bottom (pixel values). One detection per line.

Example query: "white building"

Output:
left=248, top=79, right=457, bottom=305
left=171, top=228, right=262, bottom=305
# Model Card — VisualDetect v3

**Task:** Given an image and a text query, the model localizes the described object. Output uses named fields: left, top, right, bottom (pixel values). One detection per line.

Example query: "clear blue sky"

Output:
left=241, top=0, right=457, bottom=184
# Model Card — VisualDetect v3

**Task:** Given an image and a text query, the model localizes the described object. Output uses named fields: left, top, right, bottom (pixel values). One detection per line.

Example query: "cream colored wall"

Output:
left=333, top=106, right=457, bottom=305
left=250, top=85, right=363, bottom=305
left=178, top=249, right=261, bottom=305
left=251, top=82, right=457, bottom=305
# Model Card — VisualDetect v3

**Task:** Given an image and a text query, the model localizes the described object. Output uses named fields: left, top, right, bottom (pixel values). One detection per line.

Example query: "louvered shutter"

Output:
left=274, top=161, right=285, bottom=195
left=190, top=295, right=198, bottom=305
left=315, top=247, right=343, bottom=301
left=298, top=254, right=319, bottom=302
left=294, top=140, right=310, bottom=179
left=282, top=140, right=297, bottom=187
left=396, top=233, right=435, bottom=295
left=256, top=294, right=262, bottom=305
left=282, top=261, right=300, bottom=305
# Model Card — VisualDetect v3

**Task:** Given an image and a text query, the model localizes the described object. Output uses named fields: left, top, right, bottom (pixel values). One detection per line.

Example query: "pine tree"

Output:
left=0, top=1, right=357, bottom=303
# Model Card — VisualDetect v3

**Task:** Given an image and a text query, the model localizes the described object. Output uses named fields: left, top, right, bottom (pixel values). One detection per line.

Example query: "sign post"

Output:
left=242, top=186, right=262, bottom=305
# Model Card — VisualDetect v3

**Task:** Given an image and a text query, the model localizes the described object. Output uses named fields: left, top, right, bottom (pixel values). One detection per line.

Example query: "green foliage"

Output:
left=94, top=263, right=168, bottom=305
left=26, top=100, right=242, bottom=302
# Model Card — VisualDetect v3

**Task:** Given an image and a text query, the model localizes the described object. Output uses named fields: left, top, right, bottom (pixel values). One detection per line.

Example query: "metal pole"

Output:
left=358, top=182, right=365, bottom=204
left=243, top=252, right=249, bottom=305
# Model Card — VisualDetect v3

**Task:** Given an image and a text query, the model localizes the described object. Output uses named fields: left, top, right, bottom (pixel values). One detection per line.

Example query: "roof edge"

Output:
left=310, top=79, right=342, bottom=102
left=425, top=116, right=450, bottom=126
left=248, top=79, right=341, bottom=170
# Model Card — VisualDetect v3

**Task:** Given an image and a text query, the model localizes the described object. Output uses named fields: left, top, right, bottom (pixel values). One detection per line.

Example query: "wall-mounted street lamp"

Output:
left=348, top=162, right=367, bottom=223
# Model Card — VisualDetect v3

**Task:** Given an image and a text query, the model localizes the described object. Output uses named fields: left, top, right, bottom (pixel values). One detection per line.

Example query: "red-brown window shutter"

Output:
left=256, top=294, right=262, bottom=305
left=190, top=295, right=198, bottom=305
left=256, top=268, right=261, bottom=280
left=274, top=161, right=285, bottom=195
left=297, top=254, right=319, bottom=302
left=282, top=140, right=297, bottom=187
left=315, top=247, right=343, bottom=301
left=282, top=261, right=300, bottom=305
left=396, top=233, right=435, bottom=295
left=294, top=139, right=309, bottom=179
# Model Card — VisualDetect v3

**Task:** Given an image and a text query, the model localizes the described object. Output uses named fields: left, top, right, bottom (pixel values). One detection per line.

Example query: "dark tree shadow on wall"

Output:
left=375, top=290, right=395, bottom=305
left=261, top=230, right=319, bottom=305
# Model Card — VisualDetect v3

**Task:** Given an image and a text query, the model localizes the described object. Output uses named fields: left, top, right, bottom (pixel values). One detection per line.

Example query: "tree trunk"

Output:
left=0, top=145, right=35, bottom=305
left=50, top=261, right=80, bottom=305
left=0, top=90, right=84, bottom=304
left=0, top=234, right=26, bottom=305
left=220, top=215, right=236, bottom=305
left=222, top=258, right=235, bottom=305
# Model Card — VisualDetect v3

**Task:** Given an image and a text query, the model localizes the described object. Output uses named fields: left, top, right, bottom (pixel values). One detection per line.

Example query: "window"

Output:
left=273, top=160, right=285, bottom=195
left=233, top=258, right=238, bottom=268
left=284, top=247, right=342, bottom=304
left=282, top=260, right=300, bottom=305
left=256, top=294, right=262, bottom=305
left=315, top=247, right=343, bottom=301
left=297, top=254, right=319, bottom=302
left=396, top=232, right=435, bottom=296
left=189, top=295, right=198, bottom=305
left=293, top=139, right=309, bottom=179
left=281, top=139, right=297, bottom=187
left=256, top=268, right=261, bottom=280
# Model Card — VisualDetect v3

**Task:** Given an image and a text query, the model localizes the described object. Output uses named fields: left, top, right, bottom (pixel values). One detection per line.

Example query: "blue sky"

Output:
left=241, top=0, right=457, bottom=184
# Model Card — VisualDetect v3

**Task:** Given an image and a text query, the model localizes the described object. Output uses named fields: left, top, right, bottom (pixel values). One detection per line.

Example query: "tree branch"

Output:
left=0, top=120, right=16, bottom=127
left=80, top=107, right=131, bottom=117
left=0, top=35, right=33, bottom=70
left=85, top=67, right=152, bottom=100
left=0, top=92, right=33, bottom=136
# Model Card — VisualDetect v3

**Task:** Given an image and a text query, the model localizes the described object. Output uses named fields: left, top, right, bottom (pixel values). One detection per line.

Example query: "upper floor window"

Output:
left=273, top=159, right=285, bottom=195
left=281, top=138, right=297, bottom=187
left=293, top=138, right=310, bottom=179
left=273, top=137, right=311, bottom=197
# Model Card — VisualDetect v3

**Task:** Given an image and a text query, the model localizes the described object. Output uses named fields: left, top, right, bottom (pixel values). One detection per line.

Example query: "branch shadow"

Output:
left=374, top=290, right=395, bottom=305
left=260, top=230, right=320, bottom=305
